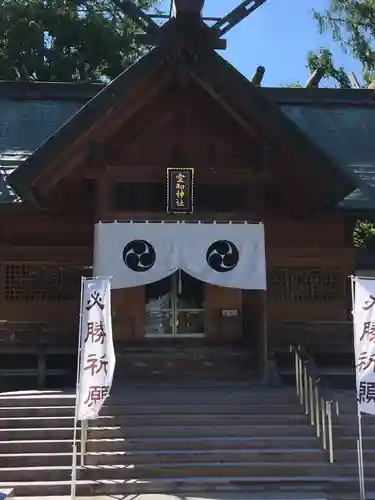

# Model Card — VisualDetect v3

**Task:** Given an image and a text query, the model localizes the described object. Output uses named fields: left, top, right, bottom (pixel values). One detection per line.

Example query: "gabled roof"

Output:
left=2, top=61, right=374, bottom=212
left=8, top=47, right=167, bottom=204
left=7, top=41, right=355, bottom=213
left=189, top=51, right=355, bottom=211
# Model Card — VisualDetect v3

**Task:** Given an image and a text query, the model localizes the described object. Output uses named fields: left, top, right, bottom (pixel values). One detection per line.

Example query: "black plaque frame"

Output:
left=166, top=167, right=194, bottom=214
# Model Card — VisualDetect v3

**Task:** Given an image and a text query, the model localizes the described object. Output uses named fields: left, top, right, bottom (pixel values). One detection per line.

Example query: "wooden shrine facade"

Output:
left=0, top=4, right=374, bottom=370
left=0, top=201, right=354, bottom=352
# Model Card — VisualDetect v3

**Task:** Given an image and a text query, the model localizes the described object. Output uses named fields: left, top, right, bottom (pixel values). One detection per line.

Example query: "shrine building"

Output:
left=0, top=0, right=374, bottom=388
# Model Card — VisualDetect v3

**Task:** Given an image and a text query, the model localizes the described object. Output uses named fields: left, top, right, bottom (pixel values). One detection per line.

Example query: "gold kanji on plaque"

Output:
left=166, top=168, right=194, bottom=214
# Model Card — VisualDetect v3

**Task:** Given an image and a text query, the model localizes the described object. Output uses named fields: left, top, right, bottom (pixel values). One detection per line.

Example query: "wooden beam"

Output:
left=84, top=165, right=272, bottom=183
left=305, top=68, right=325, bottom=88
left=100, top=211, right=261, bottom=222
left=212, top=0, right=268, bottom=37
left=134, top=33, right=227, bottom=50
left=0, top=245, right=91, bottom=261
left=103, top=94, right=175, bottom=164
left=189, top=70, right=267, bottom=147
left=251, top=66, right=265, bottom=86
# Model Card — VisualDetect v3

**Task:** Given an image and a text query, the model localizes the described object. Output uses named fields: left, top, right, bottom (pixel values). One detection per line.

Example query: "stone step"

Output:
left=336, top=436, right=375, bottom=448
left=113, top=376, right=254, bottom=384
left=0, top=435, right=320, bottom=454
left=0, top=414, right=308, bottom=429
left=18, top=423, right=312, bottom=438
left=0, top=425, right=316, bottom=442
left=335, top=448, right=375, bottom=461
left=0, top=462, right=345, bottom=482
left=0, top=476, right=336, bottom=497
left=336, top=425, right=375, bottom=437
left=0, top=404, right=302, bottom=418
left=0, top=390, right=298, bottom=407
left=9, top=495, right=340, bottom=500
left=0, top=393, right=76, bottom=408
left=340, top=413, right=375, bottom=423
left=0, top=448, right=327, bottom=467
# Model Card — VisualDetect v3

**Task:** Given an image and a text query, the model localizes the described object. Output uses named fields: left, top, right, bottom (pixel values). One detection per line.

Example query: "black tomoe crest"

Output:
left=123, top=240, right=156, bottom=272
left=206, top=240, right=239, bottom=272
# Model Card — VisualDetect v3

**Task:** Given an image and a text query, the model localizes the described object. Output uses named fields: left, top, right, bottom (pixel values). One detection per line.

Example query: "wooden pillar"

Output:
left=111, top=287, right=145, bottom=343
left=242, top=290, right=269, bottom=380
left=204, top=284, right=242, bottom=342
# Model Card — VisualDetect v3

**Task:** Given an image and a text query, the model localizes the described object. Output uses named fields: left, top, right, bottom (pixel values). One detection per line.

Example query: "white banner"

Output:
left=353, top=277, right=375, bottom=415
left=76, top=278, right=115, bottom=421
left=93, top=221, right=266, bottom=290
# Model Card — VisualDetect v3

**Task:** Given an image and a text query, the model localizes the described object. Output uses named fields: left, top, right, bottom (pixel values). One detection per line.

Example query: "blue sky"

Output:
left=152, top=0, right=361, bottom=87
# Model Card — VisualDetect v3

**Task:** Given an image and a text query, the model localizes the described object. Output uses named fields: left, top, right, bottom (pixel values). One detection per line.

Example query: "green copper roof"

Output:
left=280, top=103, right=375, bottom=210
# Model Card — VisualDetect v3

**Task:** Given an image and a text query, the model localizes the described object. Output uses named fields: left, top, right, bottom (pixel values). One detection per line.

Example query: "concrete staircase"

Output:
left=331, top=389, right=375, bottom=499
left=113, top=345, right=255, bottom=384
left=0, top=385, right=351, bottom=498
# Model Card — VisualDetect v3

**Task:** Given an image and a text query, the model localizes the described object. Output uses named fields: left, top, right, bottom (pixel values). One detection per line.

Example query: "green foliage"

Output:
left=310, top=0, right=375, bottom=87
left=353, top=220, right=375, bottom=248
left=0, top=0, right=158, bottom=82
left=286, top=49, right=352, bottom=88
left=306, top=48, right=351, bottom=88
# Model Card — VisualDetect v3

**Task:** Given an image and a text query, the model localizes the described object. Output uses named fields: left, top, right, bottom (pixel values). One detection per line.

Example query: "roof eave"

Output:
left=7, top=46, right=166, bottom=199
left=190, top=51, right=356, bottom=210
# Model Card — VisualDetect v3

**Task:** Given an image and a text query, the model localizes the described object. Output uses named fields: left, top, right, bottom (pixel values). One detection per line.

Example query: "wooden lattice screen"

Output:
left=267, top=267, right=345, bottom=302
left=3, top=263, right=92, bottom=302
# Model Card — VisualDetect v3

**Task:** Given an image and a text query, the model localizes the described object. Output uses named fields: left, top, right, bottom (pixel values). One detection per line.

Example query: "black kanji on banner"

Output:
left=166, top=168, right=194, bottom=214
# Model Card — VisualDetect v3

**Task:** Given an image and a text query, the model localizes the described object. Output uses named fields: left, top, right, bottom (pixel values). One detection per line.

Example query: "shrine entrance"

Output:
left=145, top=271, right=205, bottom=337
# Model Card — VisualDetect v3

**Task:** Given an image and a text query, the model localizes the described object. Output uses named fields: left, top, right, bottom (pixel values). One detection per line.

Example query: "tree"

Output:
left=306, top=48, right=351, bottom=88
left=284, top=49, right=351, bottom=88
left=311, top=0, right=375, bottom=87
left=354, top=220, right=375, bottom=248
left=0, top=0, right=159, bottom=82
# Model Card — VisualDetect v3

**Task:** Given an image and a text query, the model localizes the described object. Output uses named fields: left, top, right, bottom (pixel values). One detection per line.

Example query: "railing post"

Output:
left=303, top=364, right=309, bottom=415
left=315, top=385, right=320, bottom=437
left=80, top=420, right=88, bottom=466
left=321, top=395, right=327, bottom=450
left=309, top=376, right=314, bottom=425
left=298, top=357, right=304, bottom=405
left=327, top=401, right=334, bottom=463
left=290, top=343, right=338, bottom=465
left=295, top=350, right=300, bottom=396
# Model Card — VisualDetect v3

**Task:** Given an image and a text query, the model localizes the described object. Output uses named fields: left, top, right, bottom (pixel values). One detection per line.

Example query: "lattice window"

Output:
left=3, top=264, right=92, bottom=302
left=267, top=267, right=344, bottom=302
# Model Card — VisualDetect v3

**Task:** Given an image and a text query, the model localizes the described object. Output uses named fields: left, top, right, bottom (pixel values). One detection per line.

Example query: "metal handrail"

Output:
left=289, top=344, right=340, bottom=463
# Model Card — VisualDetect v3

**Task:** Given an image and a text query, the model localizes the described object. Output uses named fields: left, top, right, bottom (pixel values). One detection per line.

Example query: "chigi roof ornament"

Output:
left=118, top=0, right=269, bottom=51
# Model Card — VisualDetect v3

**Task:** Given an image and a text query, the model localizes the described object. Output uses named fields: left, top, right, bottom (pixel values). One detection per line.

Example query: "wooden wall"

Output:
left=0, top=78, right=355, bottom=346
left=0, top=209, right=92, bottom=329
left=0, top=206, right=354, bottom=345
left=265, top=211, right=354, bottom=327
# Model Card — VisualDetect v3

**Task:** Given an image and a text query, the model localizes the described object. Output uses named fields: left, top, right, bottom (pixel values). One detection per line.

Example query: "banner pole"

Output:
left=70, top=277, right=86, bottom=500
left=80, top=419, right=88, bottom=466
left=351, top=275, right=366, bottom=500
left=357, top=409, right=366, bottom=500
